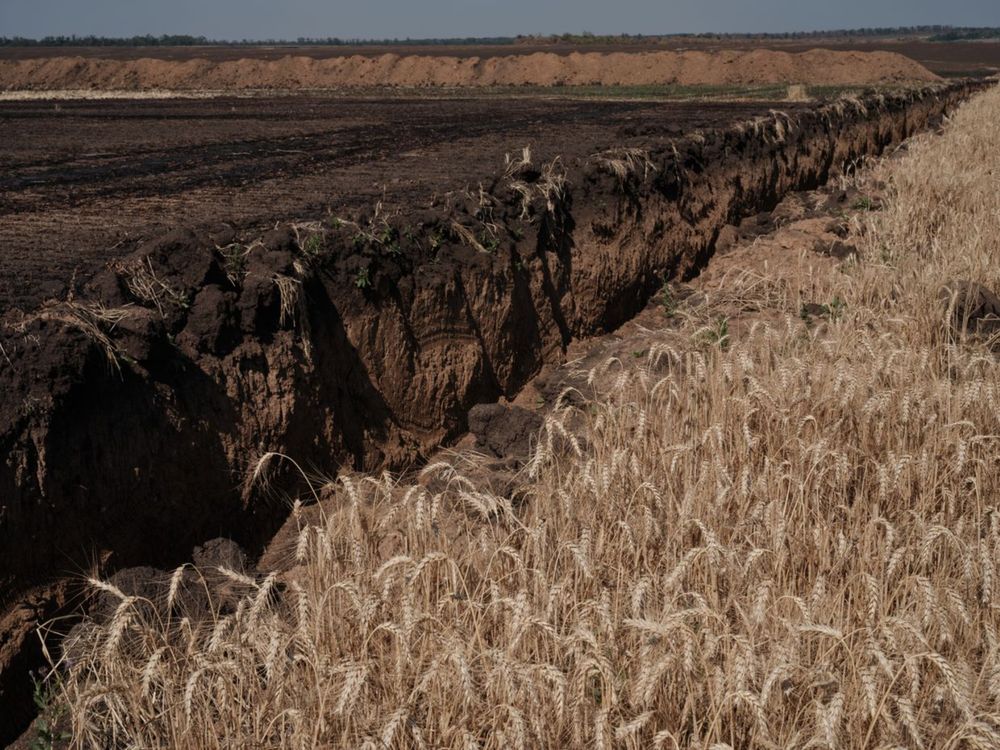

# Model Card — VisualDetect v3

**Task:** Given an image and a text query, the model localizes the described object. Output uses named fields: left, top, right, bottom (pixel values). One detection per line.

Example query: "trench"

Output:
left=0, top=80, right=988, bottom=744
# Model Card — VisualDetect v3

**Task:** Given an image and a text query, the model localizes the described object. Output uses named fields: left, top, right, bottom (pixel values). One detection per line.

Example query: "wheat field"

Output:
left=47, top=85, right=1000, bottom=748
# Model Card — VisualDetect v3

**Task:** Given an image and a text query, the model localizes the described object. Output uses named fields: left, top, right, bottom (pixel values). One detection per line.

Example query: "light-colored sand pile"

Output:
left=0, top=48, right=939, bottom=91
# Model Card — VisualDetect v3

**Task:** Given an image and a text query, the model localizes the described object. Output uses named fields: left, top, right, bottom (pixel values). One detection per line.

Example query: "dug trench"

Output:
left=0, top=80, right=985, bottom=741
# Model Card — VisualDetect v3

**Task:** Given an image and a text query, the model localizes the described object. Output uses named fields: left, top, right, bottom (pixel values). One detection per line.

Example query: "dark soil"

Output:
left=0, top=96, right=798, bottom=315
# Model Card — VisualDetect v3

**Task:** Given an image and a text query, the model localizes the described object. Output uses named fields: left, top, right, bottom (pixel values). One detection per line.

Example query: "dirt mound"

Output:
left=0, top=48, right=939, bottom=91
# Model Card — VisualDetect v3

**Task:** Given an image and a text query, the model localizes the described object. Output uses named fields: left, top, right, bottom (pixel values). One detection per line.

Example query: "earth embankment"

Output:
left=0, top=48, right=939, bottom=90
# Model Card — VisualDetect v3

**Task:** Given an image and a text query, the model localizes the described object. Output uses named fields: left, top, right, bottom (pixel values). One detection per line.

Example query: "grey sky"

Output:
left=2, top=0, right=999, bottom=40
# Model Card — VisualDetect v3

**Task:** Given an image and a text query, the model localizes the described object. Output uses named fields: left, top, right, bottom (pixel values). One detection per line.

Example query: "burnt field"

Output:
left=0, top=94, right=800, bottom=314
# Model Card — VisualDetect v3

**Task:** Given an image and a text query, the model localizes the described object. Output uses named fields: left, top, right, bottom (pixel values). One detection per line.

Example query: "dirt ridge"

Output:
left=0, top=48, right=939, bottom=90
left=0, top=81, right=984, bottom=742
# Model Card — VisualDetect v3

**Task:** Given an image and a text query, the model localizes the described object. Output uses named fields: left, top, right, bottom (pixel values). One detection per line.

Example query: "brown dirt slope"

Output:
left=0, top=48, right=938, bottom=90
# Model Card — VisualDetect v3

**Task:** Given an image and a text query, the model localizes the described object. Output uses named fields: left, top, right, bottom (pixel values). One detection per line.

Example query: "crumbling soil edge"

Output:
left=0, top=80, right=986, bottom=744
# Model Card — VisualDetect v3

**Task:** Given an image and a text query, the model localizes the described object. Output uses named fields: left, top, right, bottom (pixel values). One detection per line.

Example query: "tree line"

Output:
left=0, top=34, right=516, bottom=47
left=1, top=27, right=998, bottom=48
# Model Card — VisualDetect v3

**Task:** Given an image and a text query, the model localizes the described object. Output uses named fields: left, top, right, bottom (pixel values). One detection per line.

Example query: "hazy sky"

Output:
left=2, top=0, right=999, bottom=40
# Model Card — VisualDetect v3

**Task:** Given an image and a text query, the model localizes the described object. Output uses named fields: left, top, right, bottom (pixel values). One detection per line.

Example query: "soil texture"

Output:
left=0, top=95, right=804, bottom=315
left=0, top=48, right=938, bottom=93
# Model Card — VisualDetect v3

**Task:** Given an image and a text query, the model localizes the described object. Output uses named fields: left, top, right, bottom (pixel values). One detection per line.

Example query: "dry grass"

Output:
left=23, top=300, right=132, bottom=374
left=501, top=149, right=569, bottom=222
left=591, top=147, right=657, bottom=188
left=115, top=256, right=190, bottom=317
left=273, top=261, right=314, bottom=360
left=786, top=84, right=811, bottom=103
left=46, top=87, right=1000, bottom=748
left=450, top=221, right=492, bottom=254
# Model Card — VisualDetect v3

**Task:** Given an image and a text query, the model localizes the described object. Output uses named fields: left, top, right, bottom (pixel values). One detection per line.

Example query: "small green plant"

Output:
left=513, top=258, right=524, bottom=273
left=377, top=225, right=403, bottom=256
left=478, top=230, right=501, bottom=253
left=301, top=234, right=324, bottom=258
left=378, top=226, right=397, bottom=246
left=354, top=267, right=372, bottom=290
left=660, top=285, right=677, bottom=318
left=852, top=196, right=875, bottom=211
left=429, top=231, right=444, bottom=252
left=700, top=317, right=730, bottom=349
left=800, top=296, right=847, bottom=325
left=218, top=242, right=250, bottom=286
left=30, top=671, right=70, bottom=750
left=828, top=295, right=846, bottom=320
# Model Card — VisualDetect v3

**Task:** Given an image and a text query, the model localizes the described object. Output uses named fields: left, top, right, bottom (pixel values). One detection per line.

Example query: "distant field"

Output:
left=0, top=83, right=879, bottom=102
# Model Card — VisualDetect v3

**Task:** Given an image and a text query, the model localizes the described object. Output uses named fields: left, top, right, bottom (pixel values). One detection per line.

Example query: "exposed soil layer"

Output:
left=0, top=49, right=938, bottom=92
left=0, top=96, right=805, bottom=315
left=0, top=39, right=996, bottom=77
left=0, top=81, right=985, bottom=743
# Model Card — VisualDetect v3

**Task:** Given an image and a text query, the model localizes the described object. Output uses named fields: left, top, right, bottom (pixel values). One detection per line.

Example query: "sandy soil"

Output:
left=1, top=39, right=997, bottom=77
left=0, top=48, right=938, bottom=91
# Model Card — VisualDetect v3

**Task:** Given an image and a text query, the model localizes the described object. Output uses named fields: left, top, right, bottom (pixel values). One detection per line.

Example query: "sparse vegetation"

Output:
left=698, top=315, right=730, bottom=348
left=273, top=262, right=314, bottom=357
left=26, top=300, right=131, bottom=374
left=0, top=26, right=994, bottom=48
left=785, top=83, right=810, bottom=102
left=353, top=266, right=372, bottom=289
left=852, top=195, right=876, bottom=211
left=350, top=83, right=876, bottom=103
left=591, top=148, right=657, bottom=191
left=217, top=241, right=254, bottom=286
left=659, top=285, right=677, bottom=317
left=428, top=229, right=445, bottom=252
left=272, top=274, right=302, bottom=327
left=477, top=229, right=501, bottom=253
left=300, top=233, right=324, bottom=258
left=115, top=256, right=191, bottom=316
left=450, top=221, right=491, bottom=254
left=29, top=671, right=70, bottom=750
